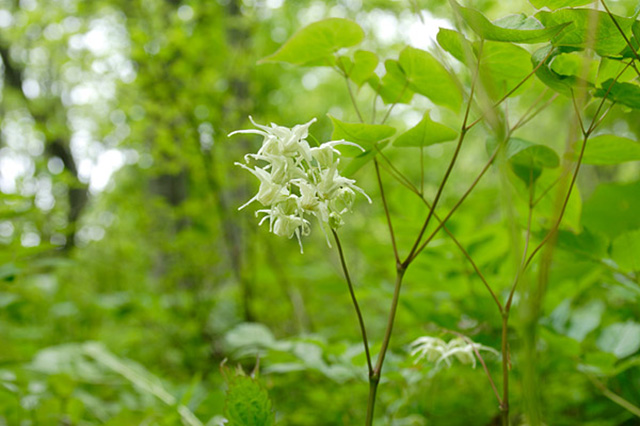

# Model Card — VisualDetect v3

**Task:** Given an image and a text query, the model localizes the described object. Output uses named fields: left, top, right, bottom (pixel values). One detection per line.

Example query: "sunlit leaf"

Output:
left=597, top=321, right=640, bottom=359
left=536, top=9, right=635, bottom=57
left=370, top=60, right=414, bottom=105
left=529, top=0, right=592, bottom=9
left=329, top=115, right=395, bottom=155
left=480, top=41, right=532, bottom=99
left=611, top=229, right=640, bottom=272
left=582, top=179, right=640, bottom=238
left=437, top=28, right=475, bottom=64
left=451, top=0, right=570, bottom=43
left=339, top=50, right=378, bottom=87
left=260, top=18, right=364, bottom=66
left=580, top=134, right=640, bottom=164
left=394, top=111, right=458, bottom=148
left=398, top=46, right=462, bottom=110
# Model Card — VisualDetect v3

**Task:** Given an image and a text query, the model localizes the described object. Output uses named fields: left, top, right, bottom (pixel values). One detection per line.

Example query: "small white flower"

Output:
left=229, top=117, right=370, bottom=253
left=409, top=335, right=499, bottom=369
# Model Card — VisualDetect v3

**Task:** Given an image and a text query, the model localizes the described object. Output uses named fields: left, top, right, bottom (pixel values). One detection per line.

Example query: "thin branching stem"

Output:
left=374, top=158, right=400, bottom=264
left=332, top=230, right=373, bottom=376
left=404, top=42, right=483, bottom=266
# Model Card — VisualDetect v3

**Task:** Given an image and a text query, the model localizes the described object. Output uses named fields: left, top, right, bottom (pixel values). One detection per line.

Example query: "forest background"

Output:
left=1, top=0, right=640, bottom=424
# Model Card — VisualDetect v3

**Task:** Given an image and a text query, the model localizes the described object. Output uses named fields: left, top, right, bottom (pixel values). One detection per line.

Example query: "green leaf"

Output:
left=451, top=0, right=570, bottom=44
left=597, top=321, right=640, bottom=359
left=488, top=137, right=560, bottom=184
left=531, top=45, right=592, bottom=95
left=567, top=300, right=605, bottom=342
left=580, top=134, right=640, bottom=164
left=394, top=111, right=458, bottom=148
left=529, top=0, right=592, bottom=9
left=224, top=374, right=275, bottom=426
left=556, top=228, right=608, bottom=258
left=343, top=141, right=389, bottom=176
left=480, top=41, right=532, bottom=99
left=259, top=18, right=364, bottom=66
left=536, top=9, right=635, bottom=57
left=398, top=46, right=462, bottom=110
left=611, top=229, right=640, bottom=272
left=329, top=115, right=395, bottom=155
left=340, top=50, right=378, bottom=86
left=437, top=28, right=475, bottom=64
left=582, top=179, right=640, bottom=238
left=370, top=60, right=414, bottom=105
left=594, top=79, right=640, bottom=110
left=550, top=52, right=598, bottom=82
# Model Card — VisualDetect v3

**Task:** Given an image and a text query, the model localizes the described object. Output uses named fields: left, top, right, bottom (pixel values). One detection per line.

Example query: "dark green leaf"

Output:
left=556, top=228, right=608, bottom=258
left=224, top=375, right=275, bottom=426
left=594, top=79, right=640, bottom=110
left=451, top=1, right=571, bottom=44
left=260, top=18, right=364, bottom=66
left=398, top=46, right=462, bottom=110
left=394, top=111, right=458, bottom=148
left=489, top=137, right=560, bottom=184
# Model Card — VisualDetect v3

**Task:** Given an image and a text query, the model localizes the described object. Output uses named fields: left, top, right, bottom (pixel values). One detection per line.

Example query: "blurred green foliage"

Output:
left=0, top=0, right=639, bottom=424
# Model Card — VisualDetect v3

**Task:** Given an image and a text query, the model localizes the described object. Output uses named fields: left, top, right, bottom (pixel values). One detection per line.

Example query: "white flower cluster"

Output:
left=229, top=117, right=371, bottom=252
left=409, top=336, right=499, bottom=369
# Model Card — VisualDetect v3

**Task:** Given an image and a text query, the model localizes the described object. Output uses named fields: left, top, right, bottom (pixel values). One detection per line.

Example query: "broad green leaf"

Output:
left=594, top=79, right=640, bottom=110
left=398, top=46, right=462, bottom=110
left=329, top=115, right=395, bottom=155
left=556, top=228, right=608, bottom=258
left=437, top=28, right=475, bottom=64
left=259, top=18, right=364, bottom=66
left=224, top=323, right=276, bottom=355
left=480, top=41, right=532, bottom=99
left=580, top=134, right=640, bottom=165
left=529, top=0, right=592, bottom=9
left=567, top=300, right=605, bottom=342
left=611, top=229, right=640, bottom=272
left=340, top=50, right=378, bottom=86
left=536, top=9, right=635, bottom=57
left=597, top=321, right=640, bottom=359
left=550, top=52, right=598, bottom=82
left=488, top=137, right=560, bottom=183
left=596, top=57, right=638, bottom=84
left=394, top=111, right=458, bottom=148
left=451, top=1, right=570, bottom=43
left=582, top=179, right=640, bottom=238
left=224, top=374, right=275, bottom=426
left=532, top=45, right=591, bottom=95
left=370, top=60, right=414, bottom=105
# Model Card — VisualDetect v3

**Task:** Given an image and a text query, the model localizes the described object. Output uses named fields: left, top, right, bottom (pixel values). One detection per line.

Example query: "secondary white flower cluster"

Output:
left=409, top=336, right=499, bottom=369
left=229, top=117, right=371, bottom=252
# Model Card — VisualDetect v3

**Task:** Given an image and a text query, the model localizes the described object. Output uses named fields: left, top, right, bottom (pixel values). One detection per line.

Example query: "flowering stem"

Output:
left=332, top=230, right=373, bottom=376
left=366, top=267, right=406, bottom=424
